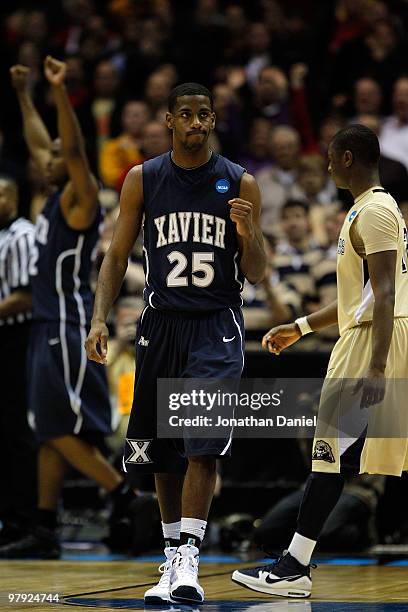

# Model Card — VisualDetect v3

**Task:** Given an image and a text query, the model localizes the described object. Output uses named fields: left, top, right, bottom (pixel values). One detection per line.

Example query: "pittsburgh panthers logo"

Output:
left=312, top=440, right=335, bottom=463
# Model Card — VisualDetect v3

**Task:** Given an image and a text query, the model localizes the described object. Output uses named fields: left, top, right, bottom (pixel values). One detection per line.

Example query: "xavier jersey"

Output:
left=30, top=190, right=102, bottom=325
left=142, top=152, right=245, bottom=311
left=336, top=187, right=408, bottom=336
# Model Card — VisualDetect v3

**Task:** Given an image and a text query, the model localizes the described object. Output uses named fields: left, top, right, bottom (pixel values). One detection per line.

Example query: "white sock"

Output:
left=162, top=520, right=181, bottom=547
left=180, top=517, right=207, bottom=546
left=288, top=532, right=316, bottom=566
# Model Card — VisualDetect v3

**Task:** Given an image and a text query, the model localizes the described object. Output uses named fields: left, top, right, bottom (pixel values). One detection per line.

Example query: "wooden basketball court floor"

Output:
left=1, top=553, right=408, bottom=611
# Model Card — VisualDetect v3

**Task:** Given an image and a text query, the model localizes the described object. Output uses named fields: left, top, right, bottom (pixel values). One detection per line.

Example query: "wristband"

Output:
left=295, top=316, right=313, bottom=336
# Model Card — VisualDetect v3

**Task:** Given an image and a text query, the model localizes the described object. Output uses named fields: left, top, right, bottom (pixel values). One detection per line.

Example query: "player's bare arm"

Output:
left=0, top=289, right=32, bottom=319
left=262, top=299, right=338, bottom=355
left=229, top=172, right=266, bottom=284
left=85, top=166, right=144, bottom=364
left=44, top=56, right=98, bottom=230
left=353, top=249, right=396, bottom=408
left=10, top=64, right=52, bottom=173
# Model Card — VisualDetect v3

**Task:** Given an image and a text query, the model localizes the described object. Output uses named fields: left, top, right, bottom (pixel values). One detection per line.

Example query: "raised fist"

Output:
left=10, top=65, right=30, bottom=91
left=44, top=55, right=67, bottom=86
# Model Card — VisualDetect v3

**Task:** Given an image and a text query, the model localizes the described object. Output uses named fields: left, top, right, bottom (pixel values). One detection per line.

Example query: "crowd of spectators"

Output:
left=2, top=0, right=408, bottom=355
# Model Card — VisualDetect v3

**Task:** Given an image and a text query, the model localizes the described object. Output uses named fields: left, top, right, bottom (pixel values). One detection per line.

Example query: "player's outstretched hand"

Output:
left=44, top=55, right=67, bottom=86
left=85, top=320, right=109, bottom=364
left=228, top=198, right=254, bottom=239
left=262, top=322, right=302, bottom=355
left=10, top=65, right=30, bottom=91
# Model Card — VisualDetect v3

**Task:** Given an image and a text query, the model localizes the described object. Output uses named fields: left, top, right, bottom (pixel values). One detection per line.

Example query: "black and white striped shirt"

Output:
left=0, top=217, right=35, bottom=326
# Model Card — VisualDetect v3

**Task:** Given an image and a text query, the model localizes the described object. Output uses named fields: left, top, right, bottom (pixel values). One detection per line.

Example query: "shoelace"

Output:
left=173, top=552, right=199, bottom=579
left=157, top=559, right=172, bottom=586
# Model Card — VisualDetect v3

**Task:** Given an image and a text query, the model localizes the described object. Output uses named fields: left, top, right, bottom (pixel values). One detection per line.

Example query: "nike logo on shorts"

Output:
left=223, top=336, right=235, bottom=342
left=48, top=338, right=60, bottom=346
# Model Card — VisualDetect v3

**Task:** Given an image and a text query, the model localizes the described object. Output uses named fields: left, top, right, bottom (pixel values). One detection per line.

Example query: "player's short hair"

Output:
left=281, top=199, right=309, bottom=216
left=168, top=83, right=214, bottom=113
left=331, top=124, right=380, bottom=167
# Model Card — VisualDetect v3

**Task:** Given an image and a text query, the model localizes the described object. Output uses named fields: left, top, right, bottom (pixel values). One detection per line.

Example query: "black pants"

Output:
left=0, top=323, right=37, bottom=526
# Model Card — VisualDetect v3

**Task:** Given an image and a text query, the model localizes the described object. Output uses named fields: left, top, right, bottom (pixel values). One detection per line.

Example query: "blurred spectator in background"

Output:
left=352, top=77, right=383, bottom=119
left=256, top=125, right=303, bottom=234
left=238, top=118, right=272, bottom=176
left=88, top=60, right=124, bottom=155
left=99, top=100, right=150, bottom=190
left=318, top=116, right=346, bottom=157
left=297, top=154, right=338, bottom=245
left=297, top=154, right=336, bottom=206
left=244, top=23, right=272, bottom=88
left=239, top=118, right=271, bottom=174
left=140, top=120, right=171, bottom=160
left=65, top=55, right=90, bottom=110
left=380, top=77, right=408, bottom=172
left=248, top=66, right=290, bottom=125
left=273, top=200, right=323, bottom=312
left=144, top=70, right=173, bottom=114
left=211, top=83, right=243, bottom=160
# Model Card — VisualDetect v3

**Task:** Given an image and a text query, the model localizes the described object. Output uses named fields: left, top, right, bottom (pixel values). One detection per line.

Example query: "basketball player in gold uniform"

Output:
left=232, top=124, right=408, bottom=598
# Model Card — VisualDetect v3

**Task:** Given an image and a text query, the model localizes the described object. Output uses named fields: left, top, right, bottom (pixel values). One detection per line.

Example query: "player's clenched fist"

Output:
left=228, top=198, right=254, bottom=239
left=262, top=322, right=302, bottom=355
left=10, top=65, right=30, bottom=90
left=85, top=320, right=109, bottom=364
left=44, top=55, right=67, bottom=86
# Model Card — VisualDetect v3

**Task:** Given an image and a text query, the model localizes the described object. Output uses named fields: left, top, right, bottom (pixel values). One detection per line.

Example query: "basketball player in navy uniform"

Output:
left=86, top=83, right=266, bottom=603
left=0, top=59, right=137, bottom=558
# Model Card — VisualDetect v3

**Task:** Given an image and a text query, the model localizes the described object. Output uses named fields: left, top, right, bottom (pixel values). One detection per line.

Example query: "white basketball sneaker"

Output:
left=144, top=546, right=177, bottom=604
left=170, top=544, right=204, bottom=604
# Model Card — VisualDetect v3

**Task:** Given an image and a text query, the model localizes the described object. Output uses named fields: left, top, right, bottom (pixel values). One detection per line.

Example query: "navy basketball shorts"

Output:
left=123, top=306, right=245, bottom=475
left=28, top=321, right=112, bottom=443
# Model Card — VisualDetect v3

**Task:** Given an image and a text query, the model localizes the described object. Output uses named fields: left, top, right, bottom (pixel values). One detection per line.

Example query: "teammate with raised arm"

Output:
left=86, top=82, right=266, bottom=604
left=0, top=59, right=136, bottom=559
left=233, top=124, right=408, bottom=598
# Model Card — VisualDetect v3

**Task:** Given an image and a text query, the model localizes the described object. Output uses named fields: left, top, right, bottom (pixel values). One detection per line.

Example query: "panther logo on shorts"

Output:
left=312, top=440, right=335, bottom=463
left=125, top=439, right=153, bottom=464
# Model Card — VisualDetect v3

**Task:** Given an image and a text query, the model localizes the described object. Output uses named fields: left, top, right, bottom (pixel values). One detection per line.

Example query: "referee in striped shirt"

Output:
left=0, top=174, right=37, bottom=544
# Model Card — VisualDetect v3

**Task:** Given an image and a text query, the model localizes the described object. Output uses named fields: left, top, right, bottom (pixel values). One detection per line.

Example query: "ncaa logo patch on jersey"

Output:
left=348, top=210, right=358, bottom=222
left=215, top=178, right=230, bottom=193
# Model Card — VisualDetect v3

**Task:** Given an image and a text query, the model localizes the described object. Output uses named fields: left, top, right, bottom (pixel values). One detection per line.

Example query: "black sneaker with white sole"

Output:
left=232, top=551, right=314, bottom=598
